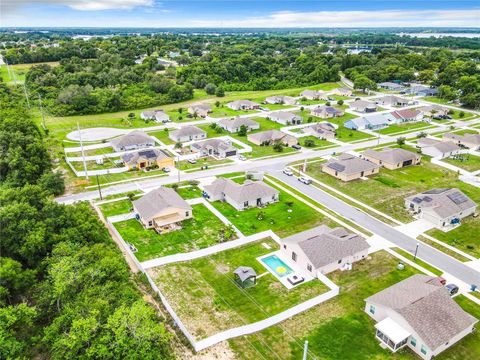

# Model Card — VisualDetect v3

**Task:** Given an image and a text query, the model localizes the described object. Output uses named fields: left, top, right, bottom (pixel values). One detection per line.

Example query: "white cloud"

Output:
left=190, top=9, right=480, bottom=28
left=1, top=0, right=153, bottom=14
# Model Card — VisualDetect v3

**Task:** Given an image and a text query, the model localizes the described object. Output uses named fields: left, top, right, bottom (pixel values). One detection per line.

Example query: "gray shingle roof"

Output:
left=324, top=154, right=380, bottom=175
left=121, top=148, right=171, bottom=165
left=350, top=100, right=377, bottom=110
left=405, top=188, right=476, bottom=219
left=311, top=106, right=343, bottom=116
left=248, top=130, right=297, bottom=144
left=234, top=266, right=257, bottom=282
left=110, top=130, right=153, bottom=149
left=133, top=187, right=192, bottom=222
left=269, top=111, right=302, bottom=122
left=204, top=178, right=279, bottom=204
left=170, top=126, right=206, bottom=139
left=190, top=138, right=236, bottom=152
left=282, top=225, right=369, bottom=269
left=366, top=274, right=477, bottom=350
left=362, top=148, right=420, bottom=165
left=218, top=117, right=259, bottom=129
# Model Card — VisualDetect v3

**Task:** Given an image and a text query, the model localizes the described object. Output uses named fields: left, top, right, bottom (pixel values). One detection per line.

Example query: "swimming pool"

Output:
left=261, top=254, right=293, bottom=278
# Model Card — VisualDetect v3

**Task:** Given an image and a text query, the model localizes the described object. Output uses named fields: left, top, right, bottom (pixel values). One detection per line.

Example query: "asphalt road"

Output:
left=269, top=169, right=480, bottom=286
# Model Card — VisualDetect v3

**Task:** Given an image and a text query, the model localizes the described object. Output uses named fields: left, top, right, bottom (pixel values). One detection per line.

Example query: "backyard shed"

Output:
left=234, top=266, right=257, bottom=288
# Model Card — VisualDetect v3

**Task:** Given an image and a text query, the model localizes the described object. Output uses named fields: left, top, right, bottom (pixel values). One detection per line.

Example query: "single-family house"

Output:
left=169, top=126, right=207, bottom=143
left=265, top=95, right=297, bottom=105
left=443, top=133, right=480, bottom=150
left=362, top=148, right=421, bottom=170
left=268, top=111, right=303, bottom=125
left=349, top=100, right=377, bottom=113
left=217, top=117, right=260, bottom=133
left=190, top=138, right=237, bottom=158
left=365, top=274, right=477, bottom=359
left=280, top=225, right=369, bottom=276
left=227, top=100, right=260, bottom=111
left=375, top=95, right=410, bottom=107
left=133, top=187, right=192, bottom=232
left=204, top=177, right=279, bottom=210
left=140, top=110, right=171, bottom=123
left=331, top=87, right=353, bottom=97
left=110, top=131, right=155, bottom=152
left=405, top=188, right=477, bottom=228
left=310, top=105, right=344, bottom=119
left=378, top=82, right=405, bottom=91
left=417, top=105, right=449, bottom=118
left=417, top=138, right=461, bottom=159
left=405, top=85, right=438, bottom=97
left=303, top=122, right=336, bottom=140
left=188, top=104, right=212, bottom=118
left=344, top=114, right=390, bottom=130
left=300, top=89, right=328, bottom=100
left=390, top=109, right=424, bottom=123
left=121, top=149, right=174, bottom=170
left=247, top=130, right=298, bottom=147
left=322, top=153, right=380, bottom=181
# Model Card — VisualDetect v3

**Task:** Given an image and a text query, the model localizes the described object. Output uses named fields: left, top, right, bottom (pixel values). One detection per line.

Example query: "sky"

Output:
left=1, top=1, right=479, bottom=28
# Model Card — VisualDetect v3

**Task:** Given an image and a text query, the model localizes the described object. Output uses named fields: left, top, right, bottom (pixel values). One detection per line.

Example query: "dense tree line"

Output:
left=0, top=84, right=175, bottom=359
left=343, top=46, right=480, bottom=108
left=2, top=33, right=479, bottom=115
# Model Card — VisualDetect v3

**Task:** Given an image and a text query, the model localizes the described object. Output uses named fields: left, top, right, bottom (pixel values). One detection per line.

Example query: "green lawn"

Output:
left=298, top=136, right=334, bottom=148
left=175, top=185, right=202, bottom=200
left=301, top=160, right=480, bottom=223
left=426, top=215, right=480, bottom=258
left=392, top=248, right=443, bottom=276
left=177, top=157, right=234, bottom=171
left=114, top=203, right=231, bottom=261
left=229, top=250, right=423, bottom=360
left=65, top=146, right=114, bottom=157
left=0, top=62, right=59, bottom=84
left=209, top=104, right=261, bottom=118
left=147, top=129, right=176, bottom=145
left=210, top=180, right=336, bottom=237
left=452, top=129, right=479, bottom=136
left=150, top=237, right=330, bottom=338
left=69, top=157, right=122, bottom=171
left=99, top=198, right=135, bottom=218
left=377, top=122, right=436, bottom=135
left=444, top=154, right=480, bottom=172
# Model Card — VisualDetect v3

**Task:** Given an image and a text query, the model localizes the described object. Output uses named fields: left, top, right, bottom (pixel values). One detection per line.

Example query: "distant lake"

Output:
left=399, top=33, right=480, bottom=38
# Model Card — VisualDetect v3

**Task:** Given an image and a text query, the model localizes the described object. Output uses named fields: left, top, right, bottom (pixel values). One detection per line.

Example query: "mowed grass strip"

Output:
left=150, top=237, right=329, bottom=339
left=210, top=183, right=334, bottom=237
left=229, top=251, right=423, bottom=360
left=114, top=203, right=230, bottom=261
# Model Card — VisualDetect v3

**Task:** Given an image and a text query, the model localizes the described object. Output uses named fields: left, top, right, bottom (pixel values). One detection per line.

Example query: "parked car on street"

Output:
left=445, top=284, right=459, bottom=296
left=162, top=167, right=171, bottom=173
left=283, top=168, right=293, bottom=176
left=292, top=144, right=302, bottom=150
left=238, top=155, right=247, bottom=161
left=298, top=176, right=312, bottom=185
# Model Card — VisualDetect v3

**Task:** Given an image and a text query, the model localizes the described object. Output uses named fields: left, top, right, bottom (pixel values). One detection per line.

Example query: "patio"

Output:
left=257, top=250, right=315, bottom=289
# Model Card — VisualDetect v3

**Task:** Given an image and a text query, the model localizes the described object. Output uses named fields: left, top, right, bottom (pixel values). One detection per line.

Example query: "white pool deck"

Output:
left=257, top=250, right=315, bottom=289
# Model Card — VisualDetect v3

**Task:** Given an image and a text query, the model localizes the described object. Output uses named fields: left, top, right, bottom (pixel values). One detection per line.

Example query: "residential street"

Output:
left=268, top=170, right=480, bottom=286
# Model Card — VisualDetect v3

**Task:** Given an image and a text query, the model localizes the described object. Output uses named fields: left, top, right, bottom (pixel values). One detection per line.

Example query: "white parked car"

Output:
left=162, top=167, right=171, bottom=173
left=188, top=159, right=197, bottom=164
left=238, top=155, right=247, bottom=161
left=283, top=168, right=293, bottom=176
left=298, top=176, right=312, bottom=185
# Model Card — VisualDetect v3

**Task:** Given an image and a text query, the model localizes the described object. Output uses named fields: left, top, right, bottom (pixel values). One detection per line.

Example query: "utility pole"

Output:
left=177, top=155, right=181, bottom=183
left=23, top=82, right=30, bottom=108
left=38, top=94, right=46, bottom=131
left=96, top=175, right=103, bottom=200
left=77, top=121, right=89, bottom=180
left=303, top=158, right=307, bottom=173
left=413, top=243, right=419, bottom=261
left=302, top=340, right=309, bottom=360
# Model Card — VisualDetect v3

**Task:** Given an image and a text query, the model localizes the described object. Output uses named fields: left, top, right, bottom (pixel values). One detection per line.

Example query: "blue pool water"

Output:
left=261, top=254, right=293, bottom=278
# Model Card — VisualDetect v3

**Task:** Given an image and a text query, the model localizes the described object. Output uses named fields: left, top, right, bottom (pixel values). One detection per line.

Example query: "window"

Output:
left=410, top=337, right=416, bottom=347
left=369, top=305, right=375, bottom=314
left=421, top=345, right=427, bottom=355
left=244, top=201, right=249, bottom=207
left=185, top=211, right=189, bottom=217
left=148, top=221, right=153, bottom=227
left=307, top=264, right=312, bottom=272
left=283, top=244, right=286, bottom=249
left=338, top=259, right=342, bottom=264
left=292, top=252, right=297, bottom=262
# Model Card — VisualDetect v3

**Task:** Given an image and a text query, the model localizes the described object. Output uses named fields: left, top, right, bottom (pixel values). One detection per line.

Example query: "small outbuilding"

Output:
left=234, top=266, right=257, bottom=288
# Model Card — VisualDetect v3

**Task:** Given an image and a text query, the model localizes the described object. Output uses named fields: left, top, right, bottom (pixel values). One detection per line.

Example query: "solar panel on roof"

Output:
left=139, top=149, right=157, bottom=158
left=412, top=197, right=423, bottom=204
left=422, top=196, right=433, bottom=202
left=447, top=192, right=469, bottom=205
left=328, top=163, right=346, bottom=172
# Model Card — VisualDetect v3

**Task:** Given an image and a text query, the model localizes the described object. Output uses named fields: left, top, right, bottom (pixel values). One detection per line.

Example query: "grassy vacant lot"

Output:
left=301, top=160, right=480, bottom=224
left=298, top=136, right=333, bottom=148
left=147, top=129, right=176, bottom=145
left=0, top=62, right=59, bottom=84
left=114, top=203, right=230, bottom=261
left=377, top=122, right=436, bottom=135
left=444, top=154, right=480, bottom=172
left=150, top=237, right=330, bottom=339
left=229, top=250, right=424, bottom=360
left=209, top=104, right=260, bottom=118
left=210, top=179, right=335, bottom=237
left=65, top=145, right=113, bottom=157
left=175, top=185, right=202, bottom=199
